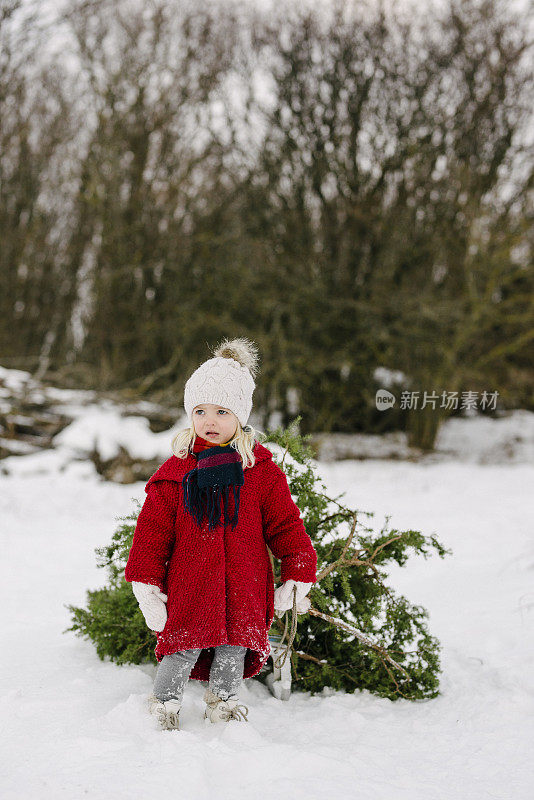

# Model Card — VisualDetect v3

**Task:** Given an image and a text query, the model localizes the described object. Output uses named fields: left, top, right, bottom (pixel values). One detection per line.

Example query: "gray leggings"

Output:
left=153, top=644, right=247, bottom=704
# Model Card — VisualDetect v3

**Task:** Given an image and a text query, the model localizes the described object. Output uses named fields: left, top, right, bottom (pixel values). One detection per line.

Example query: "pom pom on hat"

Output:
left=212, top=337, right=259, bottom=378
left=184, top=337, right=259, bottom=427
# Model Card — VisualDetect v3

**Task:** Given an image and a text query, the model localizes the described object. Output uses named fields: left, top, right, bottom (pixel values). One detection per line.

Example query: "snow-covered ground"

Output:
left=1, top=372, right=533, bottom=799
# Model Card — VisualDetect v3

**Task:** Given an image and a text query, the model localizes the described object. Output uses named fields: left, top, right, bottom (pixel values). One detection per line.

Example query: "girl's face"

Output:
left=192, top=404, right=239, bottom=443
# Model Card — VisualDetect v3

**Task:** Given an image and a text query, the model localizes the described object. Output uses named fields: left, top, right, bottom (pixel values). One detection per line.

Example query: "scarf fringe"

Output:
left=182, top=468, right=241, bottom=531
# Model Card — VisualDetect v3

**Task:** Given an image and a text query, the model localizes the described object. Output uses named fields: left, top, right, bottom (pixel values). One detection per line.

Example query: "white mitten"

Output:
left=274, top=580, right=313, bottom=614
left=132, top=582, right=168, bottom=632
left=295, top=595, right=311, bottom=614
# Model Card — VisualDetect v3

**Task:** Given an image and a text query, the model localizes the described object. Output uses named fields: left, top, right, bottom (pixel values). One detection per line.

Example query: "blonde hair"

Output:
left=171, top=417, right=267, bottom=469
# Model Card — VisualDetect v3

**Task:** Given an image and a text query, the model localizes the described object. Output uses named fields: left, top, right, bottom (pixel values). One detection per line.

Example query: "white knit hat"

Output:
left=183, top=337, right=260, bottom=427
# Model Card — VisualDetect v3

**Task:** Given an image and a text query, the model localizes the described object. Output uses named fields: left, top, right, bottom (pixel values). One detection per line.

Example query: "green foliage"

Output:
left=65, top=418, right=451, bottom=700
left=64, top=503, right=160, bottom=667
left=66, top=581, right=156, bottom=665
left=265, top=417, right=451, bottom=700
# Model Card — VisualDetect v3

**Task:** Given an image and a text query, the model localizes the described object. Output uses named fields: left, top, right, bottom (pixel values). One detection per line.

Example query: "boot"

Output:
left=203, top=688, right=249, bottom=723
left=148, top=693, right=181, bottom=730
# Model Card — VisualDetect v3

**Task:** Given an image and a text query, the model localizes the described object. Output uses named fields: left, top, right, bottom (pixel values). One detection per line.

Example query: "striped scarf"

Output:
left=182, top=436, right=244, bottom=530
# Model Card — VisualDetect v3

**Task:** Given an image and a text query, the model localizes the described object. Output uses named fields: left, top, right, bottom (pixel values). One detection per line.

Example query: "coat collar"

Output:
left=145, top=440, right=274, bottom=492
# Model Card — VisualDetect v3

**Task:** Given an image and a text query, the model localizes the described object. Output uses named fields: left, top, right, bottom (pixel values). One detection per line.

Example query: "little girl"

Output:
left=124, top=337, right=317, bottom=730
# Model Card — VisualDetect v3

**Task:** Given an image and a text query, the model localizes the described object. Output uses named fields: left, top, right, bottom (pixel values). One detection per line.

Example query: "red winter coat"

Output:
left=124, top=440, right=317, bottom=681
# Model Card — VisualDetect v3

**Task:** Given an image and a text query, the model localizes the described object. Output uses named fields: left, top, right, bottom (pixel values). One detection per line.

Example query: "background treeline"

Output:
left=1, top=0, right=532, bottom=446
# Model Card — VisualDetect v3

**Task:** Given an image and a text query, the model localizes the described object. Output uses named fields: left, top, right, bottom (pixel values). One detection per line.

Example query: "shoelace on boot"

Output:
left=164, top=710, right=180, bottom=729
left=153, top=703, right=180, bottom=730
left=216, top=701, right=249, bottom=721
